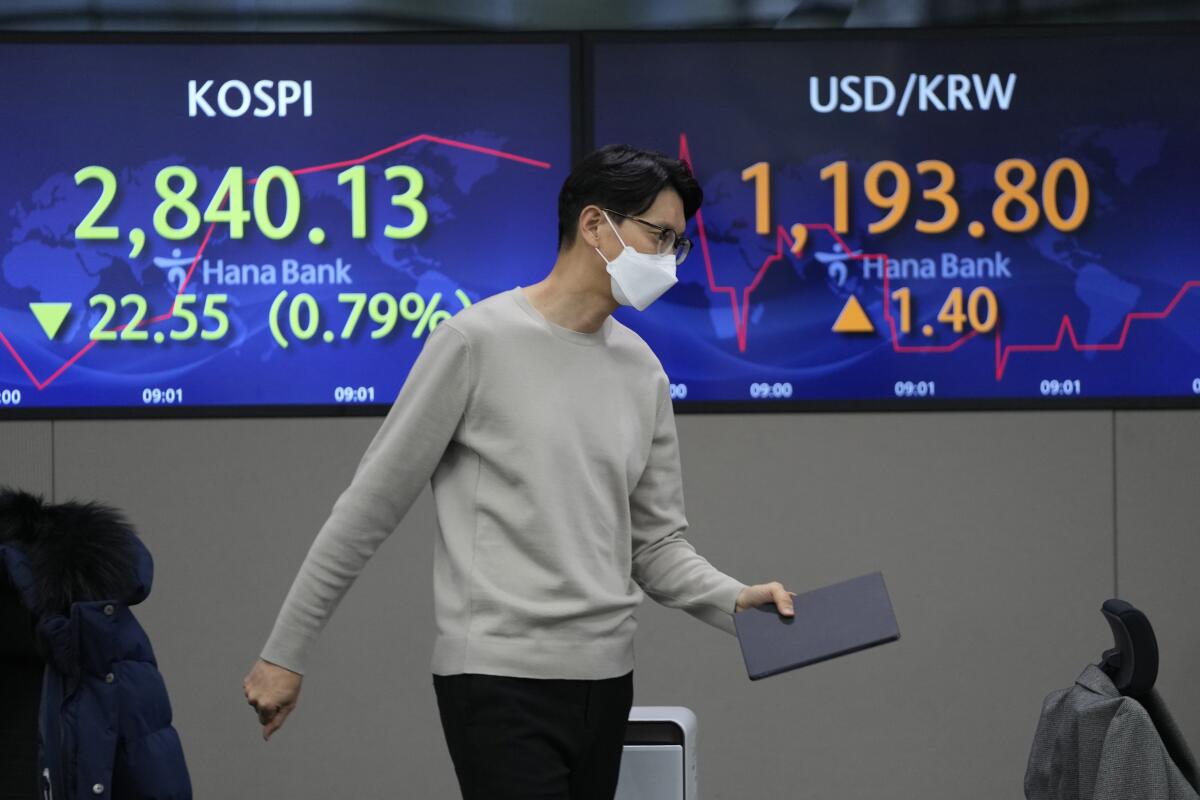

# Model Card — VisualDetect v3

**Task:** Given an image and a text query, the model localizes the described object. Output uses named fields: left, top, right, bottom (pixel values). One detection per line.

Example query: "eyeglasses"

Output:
left=601, top=208, right=693, bottom=265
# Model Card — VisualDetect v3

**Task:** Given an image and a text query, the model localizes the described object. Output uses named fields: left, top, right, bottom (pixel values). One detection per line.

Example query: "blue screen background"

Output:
left=0, top=41, right=572, bottom=409
left=3, top=32, right=1198, bottom=413
left=593, top=33, right=1200, bottom=405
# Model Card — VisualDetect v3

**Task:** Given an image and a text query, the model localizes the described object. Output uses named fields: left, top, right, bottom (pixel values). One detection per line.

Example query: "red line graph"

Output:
left=677, top=131, right=1198, bottom=381
left=0, top=134, right=550, bottom=390
left=991, top=282, right=1200, bottom=379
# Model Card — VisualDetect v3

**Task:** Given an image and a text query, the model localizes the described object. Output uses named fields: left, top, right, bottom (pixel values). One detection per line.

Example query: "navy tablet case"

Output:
left=733, top=571, right=900, bottom=680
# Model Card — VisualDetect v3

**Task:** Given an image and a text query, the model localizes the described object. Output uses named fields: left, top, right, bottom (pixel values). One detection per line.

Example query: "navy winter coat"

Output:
left=0, top=488, right=192, bottom=799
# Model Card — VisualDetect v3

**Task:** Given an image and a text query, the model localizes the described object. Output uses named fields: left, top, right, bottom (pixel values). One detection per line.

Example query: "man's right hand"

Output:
left=243, top=658, right=303, bottom=740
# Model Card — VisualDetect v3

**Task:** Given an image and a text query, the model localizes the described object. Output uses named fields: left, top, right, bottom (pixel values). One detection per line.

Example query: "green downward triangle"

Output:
left=29, top=302, right=72, bottom=340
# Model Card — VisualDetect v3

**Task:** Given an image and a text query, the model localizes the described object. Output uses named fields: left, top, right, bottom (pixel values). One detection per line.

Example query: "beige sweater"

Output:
left=260, top=285, right=747, bottom=679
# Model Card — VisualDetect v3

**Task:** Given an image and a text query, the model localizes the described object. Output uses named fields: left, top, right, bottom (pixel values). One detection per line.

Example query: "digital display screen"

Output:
left=591, top=29, right=1200, bottom=408
left=0, top=35, right=573, bottom=414
left=4, top=29, right=1197, bottom=416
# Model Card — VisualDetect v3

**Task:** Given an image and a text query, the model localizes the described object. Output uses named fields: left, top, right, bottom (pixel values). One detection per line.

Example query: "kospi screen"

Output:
left=590, top=28, right=1200, bottom=409
left=0, top=34, right=573, bottom=415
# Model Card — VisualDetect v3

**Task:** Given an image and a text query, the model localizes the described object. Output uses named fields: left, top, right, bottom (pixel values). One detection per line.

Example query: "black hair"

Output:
left=556, top=143, right=703, bottom=251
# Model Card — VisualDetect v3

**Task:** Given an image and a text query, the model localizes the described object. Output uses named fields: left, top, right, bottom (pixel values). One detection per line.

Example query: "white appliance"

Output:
left=615, top=706, right=698, bottom=799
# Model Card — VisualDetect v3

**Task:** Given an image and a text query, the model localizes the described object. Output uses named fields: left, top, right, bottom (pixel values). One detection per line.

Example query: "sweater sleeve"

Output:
left=259, top=321, right=472, bottom=674
left=629, top=376, right=748, bottom=637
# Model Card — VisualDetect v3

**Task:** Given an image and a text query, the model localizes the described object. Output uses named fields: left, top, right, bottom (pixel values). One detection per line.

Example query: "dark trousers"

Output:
left=432, top=670, right=635, bottom=800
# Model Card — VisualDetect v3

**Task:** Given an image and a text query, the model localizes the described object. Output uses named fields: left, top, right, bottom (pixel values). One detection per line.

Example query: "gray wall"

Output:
left=1, top=408, right=1197, bottom=799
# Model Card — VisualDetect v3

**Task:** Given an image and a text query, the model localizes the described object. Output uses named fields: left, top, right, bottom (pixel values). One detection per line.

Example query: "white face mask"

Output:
left=594, top=210, right=678, bottom=311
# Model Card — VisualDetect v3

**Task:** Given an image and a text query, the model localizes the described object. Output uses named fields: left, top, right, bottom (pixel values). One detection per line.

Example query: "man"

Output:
left=243, top=143, right=797, bottom=799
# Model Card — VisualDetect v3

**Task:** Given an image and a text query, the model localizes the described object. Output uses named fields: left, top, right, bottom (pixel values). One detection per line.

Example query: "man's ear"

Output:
left=579, top=205, right=604, bottom=248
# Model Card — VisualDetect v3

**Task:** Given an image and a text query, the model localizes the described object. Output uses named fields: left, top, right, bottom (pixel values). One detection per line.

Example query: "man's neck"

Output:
left=521, top=254, right=618, bottom=335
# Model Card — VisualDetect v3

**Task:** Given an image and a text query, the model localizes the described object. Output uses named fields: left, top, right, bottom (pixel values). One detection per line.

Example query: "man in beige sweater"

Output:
left=244, top=143, right=796, bottom=799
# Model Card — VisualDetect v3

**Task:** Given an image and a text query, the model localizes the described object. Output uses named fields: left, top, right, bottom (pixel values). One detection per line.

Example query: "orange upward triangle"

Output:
left=832, top=295, right=875, bottom=334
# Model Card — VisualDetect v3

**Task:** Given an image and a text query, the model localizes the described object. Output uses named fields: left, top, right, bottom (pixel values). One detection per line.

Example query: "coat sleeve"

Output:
left=259, top=321, right=472, bottom=674
left=628, top=374, right=748, bottom=636
left=1093, top=701, right=1200, bottom=800
left=1022, top=689, right=1065, bottom=800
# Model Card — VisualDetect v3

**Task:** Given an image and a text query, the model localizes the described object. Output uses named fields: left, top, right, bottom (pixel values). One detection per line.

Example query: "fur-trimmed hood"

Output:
left=0, top=492, right=191, bottom=798
left=0, top=486, right=152, bottom=617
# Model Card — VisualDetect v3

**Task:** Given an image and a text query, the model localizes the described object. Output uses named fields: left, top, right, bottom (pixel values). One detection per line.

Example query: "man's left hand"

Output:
left=735, top=581, right=797, bottom=616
